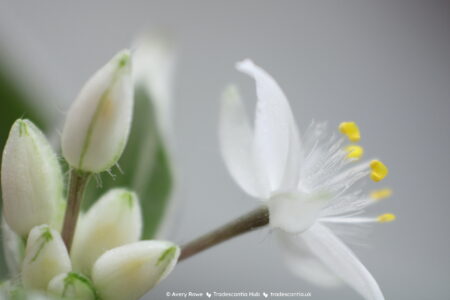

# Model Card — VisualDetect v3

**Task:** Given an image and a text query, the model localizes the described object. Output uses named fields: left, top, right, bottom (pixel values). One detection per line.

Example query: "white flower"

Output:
left=47, top=272, right=97, bottom=300
left=22, top=225, right=72, bottom=290
left=71, top=189, right=142, bottom=276
left=61, top=50, right=134, bottom=173
left=220, top=59, right=394, bottom=300
left=1, top=119, right=64, bottom=236
left=92, top=241, right=180, bottom=300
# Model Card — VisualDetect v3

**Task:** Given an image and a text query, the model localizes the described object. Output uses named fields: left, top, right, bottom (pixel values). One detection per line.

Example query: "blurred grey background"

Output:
left=0, top=0, right=449, bottom=299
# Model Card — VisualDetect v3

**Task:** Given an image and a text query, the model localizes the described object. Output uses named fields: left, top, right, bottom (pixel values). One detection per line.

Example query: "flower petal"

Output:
left=268, top=192, right=329, bottom=233
left=219, top=85, right=269, bottom=198
left=299, top=223, right=384, bottom=300
left=236, top=59, right=301, bottom=192
left=278, top=231, right=341, bottom=287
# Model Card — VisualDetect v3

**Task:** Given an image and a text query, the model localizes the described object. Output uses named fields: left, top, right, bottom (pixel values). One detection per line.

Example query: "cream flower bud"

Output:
left=48, top=272, right=97, bottom=300
left=92, top=241, right=180, bottom=300
left=61, top=50, right=134, bottom=173
left=1, top=119, right=64, bottom=236
left=71, top=189, right=142, bottom=275
left=22, top=225, right=72, bottom=290
left=2, top=218, right=24, bottom=277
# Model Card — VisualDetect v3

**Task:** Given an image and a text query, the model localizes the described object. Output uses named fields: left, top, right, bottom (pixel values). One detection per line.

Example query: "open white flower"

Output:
left=220, top=59, right=394, bottom=300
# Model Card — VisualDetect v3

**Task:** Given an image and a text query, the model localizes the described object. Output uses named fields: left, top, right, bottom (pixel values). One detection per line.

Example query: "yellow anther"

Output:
left=370, top=188, right=392, bottom=200
left=339, top=122, right=361, bottom=142
left=377, top=213, right=396, bottom=223
left=345, top=145, right=364, bottom=160
left=370, top=160, right=388, bottom=182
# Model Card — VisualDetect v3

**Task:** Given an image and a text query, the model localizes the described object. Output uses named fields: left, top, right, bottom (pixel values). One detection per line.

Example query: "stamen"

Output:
left=345, top=145, right=364, bottom=160
left=370, top=188, right=392, bottom=200
left=377, top=213, right=396, bottom=223
left=339, top=122, right=360, bottom=142
left=370, top=160, right=388, bottom=182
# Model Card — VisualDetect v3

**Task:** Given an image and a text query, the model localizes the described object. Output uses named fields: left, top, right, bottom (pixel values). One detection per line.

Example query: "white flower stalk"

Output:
left=47, top=272, right=97, bottom=300
left=71, top=189, right=142, bottom=276
left=1, top=119, right=64, bottom=236
left=61, top=50, right=134, bottom=173
left=92, top=241, right=179, bottom=300
left=22, top=225, right=72, bottom=290
left=220, top=59, right=394, bottom=300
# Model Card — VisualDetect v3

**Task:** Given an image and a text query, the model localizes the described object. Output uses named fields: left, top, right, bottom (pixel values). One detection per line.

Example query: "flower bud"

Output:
left=2, top=218, right=24, bottom=277
left=92, top=241, right=179, bottom=300
left=71, top=189, right=142, bottom=275
left=1, top=119, right=64, bottom=236
left=61, top=50, right=134, bottom=173
left=48, top=272, right=97, bottom=300
left=22, top=225, right=72, bottom=290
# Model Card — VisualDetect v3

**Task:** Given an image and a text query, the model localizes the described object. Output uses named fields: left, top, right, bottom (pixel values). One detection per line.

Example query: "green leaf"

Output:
left=83, top=85, right=173, bottom=239
left=0, top=60, right=50, bottom=280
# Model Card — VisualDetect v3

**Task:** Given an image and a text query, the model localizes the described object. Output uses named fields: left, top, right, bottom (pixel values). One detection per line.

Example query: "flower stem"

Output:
left=179, top=206, right=269, bottom=262
left=61, top=169, right=91, bottom=252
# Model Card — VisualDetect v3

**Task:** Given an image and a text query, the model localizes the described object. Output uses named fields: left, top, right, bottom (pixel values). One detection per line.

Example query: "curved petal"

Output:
left=268, top=192, right=328, bottom=233
left=219, top=85, right=269, bottom=198
left=299, top=223, right=384, bottom=300
left=236, top=59, right=301, bottom=192
left=277, top=231, right=341, bottom=287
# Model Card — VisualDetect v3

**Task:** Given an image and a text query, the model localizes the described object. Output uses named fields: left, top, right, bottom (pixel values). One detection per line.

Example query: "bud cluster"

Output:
left=1, top=50, right=179, bottom=300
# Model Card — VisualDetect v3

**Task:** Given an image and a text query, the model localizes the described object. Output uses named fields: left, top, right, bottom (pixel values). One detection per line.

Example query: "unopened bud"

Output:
left=71, top=189, right=142, bottom=275
left=92, top=241, right=179, bottom=300
left=1, top=119, right=64, bottom=236
left=22, top=225, right=71, bottom=290
left=61, top=50, right=134, bottom=173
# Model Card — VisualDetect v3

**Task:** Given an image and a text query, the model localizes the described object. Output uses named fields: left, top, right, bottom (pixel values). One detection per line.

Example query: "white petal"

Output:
left=278, top=231, right=341, bottom=287
left=48, top=272, right=97, bottom=300
left=71, top=189, right=142, bottom=276
left=1, top=218, right=24, bottom=277
left=236, top=59, right=301, bottom=192
left=22, top=225, right=72, bottom=291
left=268, top=192, right=329, bottom=233
left=219, top=85, right=269, bottom=198
left=92, top=241, right=179, bottom=300
left=61, top=50, right=134, bottom=173
left=1, top=119, right=64, bottom=236
left=299, top=223, right=384, bottom=300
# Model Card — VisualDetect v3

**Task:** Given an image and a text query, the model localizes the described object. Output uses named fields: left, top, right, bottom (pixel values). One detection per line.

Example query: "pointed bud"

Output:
left=61, top=50, right=134, bottom=173
left=1, top=119, right=64, bottom=237
left=48, top=272, right=98, bottom=300
left=92, top=241, right=180, bottom=300
left=22, top=225, right=72, bottom=290
left=71, top=189, right=142, bottom=275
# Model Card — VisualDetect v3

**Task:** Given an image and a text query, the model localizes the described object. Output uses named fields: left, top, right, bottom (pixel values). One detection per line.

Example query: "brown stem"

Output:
left=179, top=206, right=269, bottom=262
left=61, top=169, right=90, bottom=252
